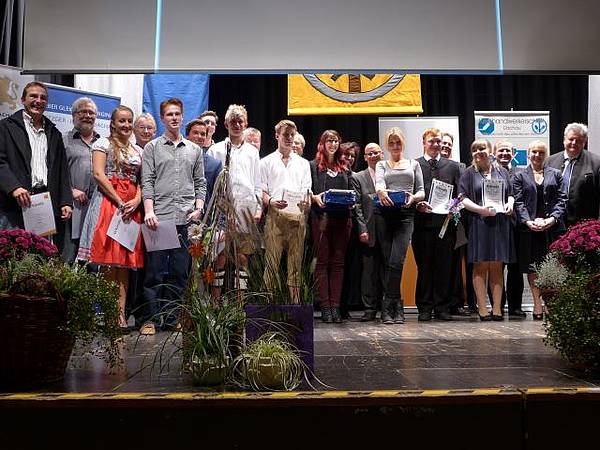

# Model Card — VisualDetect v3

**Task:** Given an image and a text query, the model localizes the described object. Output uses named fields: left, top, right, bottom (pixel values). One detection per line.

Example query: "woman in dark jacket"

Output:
left=310, top=130, right=352, bottom=324
left=512, top=140, right=567, bottom=319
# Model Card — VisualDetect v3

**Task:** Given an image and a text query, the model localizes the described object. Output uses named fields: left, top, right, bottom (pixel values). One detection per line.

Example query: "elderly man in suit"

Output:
left=413, top=128, right=461, bottom=321
left=546, top=122, right=600, bottom=226
left=352, top=143, right=384, bottom=321
left=0, top=81, right=72, bottom=230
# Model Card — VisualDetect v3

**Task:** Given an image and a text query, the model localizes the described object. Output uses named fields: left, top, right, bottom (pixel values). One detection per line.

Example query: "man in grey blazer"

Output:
left=546, top=122, right=600, bottom=227
left=351, top=143, right=384, bottom=321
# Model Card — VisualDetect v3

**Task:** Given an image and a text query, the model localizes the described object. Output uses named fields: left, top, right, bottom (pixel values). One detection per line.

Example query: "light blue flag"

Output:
left=142, top=73, right=209, bottom=136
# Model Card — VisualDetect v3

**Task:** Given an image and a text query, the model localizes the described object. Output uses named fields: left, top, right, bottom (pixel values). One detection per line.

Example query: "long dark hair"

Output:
left=315, top=130, right=345, bottom=172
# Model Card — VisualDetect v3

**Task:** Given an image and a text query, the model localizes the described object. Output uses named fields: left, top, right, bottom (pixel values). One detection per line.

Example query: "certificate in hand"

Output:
left=107, top=209, right=140, bottom=252
left=281, top=189, right=307, bottom=215
left=22, top=192, right=56, bottom=236
left=482, top=178, right=505, bottom=212
left=141, top=220, right=181, bottom=252
left=428, top=179, right=453, bottom=214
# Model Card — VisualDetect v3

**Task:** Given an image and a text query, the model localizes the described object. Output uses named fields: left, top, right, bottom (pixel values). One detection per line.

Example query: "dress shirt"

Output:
left=64, top=129, right=100, bottom=196
left=260, top=149, right=312, bottom=200
left=23, top=111, right=48, bottom=186
left=142, top=135, right=206, bottom=225
left=208, top=138, right=262, bottom=213
left=368, top=166, right=376, bottom=186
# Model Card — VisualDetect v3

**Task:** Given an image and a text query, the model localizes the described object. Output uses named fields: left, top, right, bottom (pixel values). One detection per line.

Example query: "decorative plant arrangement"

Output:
left=0, top=229, right=122, bottom=387
left=536, top=219, right=600, bottom=371
left=231, top=332, right=305, bottom=391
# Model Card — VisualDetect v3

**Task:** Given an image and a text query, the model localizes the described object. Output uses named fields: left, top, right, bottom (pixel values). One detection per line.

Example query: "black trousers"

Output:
left=412, top=225, right=455, bottom=314
left=360, top=243, right=383, bottom=312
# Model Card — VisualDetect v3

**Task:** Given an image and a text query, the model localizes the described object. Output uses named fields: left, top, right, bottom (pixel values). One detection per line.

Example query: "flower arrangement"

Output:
left=548, top=219, right=600, bottom=272
left=439, top=193, right=465, bottom=239
left=536, top=219, right=600, bottom=372
left=0, top=231, right=122, bottom=386
left=0, top=229, right=58, bottom=260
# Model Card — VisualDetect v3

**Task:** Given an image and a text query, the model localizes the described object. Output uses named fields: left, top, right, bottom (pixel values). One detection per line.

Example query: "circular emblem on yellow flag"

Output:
left=303, top=74, right=406, bottom=103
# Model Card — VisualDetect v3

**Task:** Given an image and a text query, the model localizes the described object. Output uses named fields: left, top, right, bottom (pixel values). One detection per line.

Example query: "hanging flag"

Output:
left=143, top=73, right=209, bottom=136
left=288, top=74, right=422, bottom=115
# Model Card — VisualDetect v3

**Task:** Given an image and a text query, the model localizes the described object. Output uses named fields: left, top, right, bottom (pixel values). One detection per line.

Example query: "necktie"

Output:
left=429, top=158, right=438, bottom=179
left=562, top=159, right=574, bottom=195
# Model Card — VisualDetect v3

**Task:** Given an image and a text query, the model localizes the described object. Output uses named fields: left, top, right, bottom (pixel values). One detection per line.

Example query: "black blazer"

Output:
left=546, top=149, right=600, bottom=225
left=512, top=165, right=567, bottom=233
left=351, top=168, right=377, bottom=246
left=0, top=110, right=72, bottom=218
left=415, top=156, right=461, bottom=229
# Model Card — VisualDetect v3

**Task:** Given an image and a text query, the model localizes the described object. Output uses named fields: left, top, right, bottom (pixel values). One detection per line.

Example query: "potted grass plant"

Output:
left=231, top=332, right=305, bottom=391
left=536, top=219, right=600, bottom=372
left=0, top=229, right=121, bottom=388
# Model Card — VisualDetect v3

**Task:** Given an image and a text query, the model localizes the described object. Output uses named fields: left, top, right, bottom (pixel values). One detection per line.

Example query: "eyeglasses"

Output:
left=136, top=126, right=155, bottom=131
left=366, top=152, right=381, bottom=157
left=76, top=109, right=96, bottom=117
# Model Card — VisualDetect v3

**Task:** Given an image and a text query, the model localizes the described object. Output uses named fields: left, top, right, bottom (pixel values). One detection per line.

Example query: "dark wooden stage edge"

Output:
left=1, top=387, right=599, bottom=449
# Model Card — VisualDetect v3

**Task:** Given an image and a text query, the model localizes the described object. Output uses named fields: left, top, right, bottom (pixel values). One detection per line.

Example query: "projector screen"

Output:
left=23, top=0, right=600, bottom=73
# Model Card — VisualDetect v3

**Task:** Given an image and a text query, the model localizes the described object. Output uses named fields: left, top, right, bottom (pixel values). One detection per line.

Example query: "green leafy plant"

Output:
left=231, top=332, right=305, bottom=391
left=0, top=253, right=122, bottom=367
left=537, top=219, right=600, bottom=372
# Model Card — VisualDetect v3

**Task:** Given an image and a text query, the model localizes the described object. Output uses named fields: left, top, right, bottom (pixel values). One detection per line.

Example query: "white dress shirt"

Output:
left=23, top=111, right=48, bottom=186
left=260, top=149, right=312, bottom=200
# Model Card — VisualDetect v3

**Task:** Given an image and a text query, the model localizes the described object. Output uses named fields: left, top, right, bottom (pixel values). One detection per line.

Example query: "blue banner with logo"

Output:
left=44, top=84, right=121, bottom=137
left=143, top=74, right=209, bottom=136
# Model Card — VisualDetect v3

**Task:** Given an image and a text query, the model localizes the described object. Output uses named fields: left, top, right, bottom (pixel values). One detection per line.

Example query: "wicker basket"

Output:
left=0, top=293, right=75, bottom=388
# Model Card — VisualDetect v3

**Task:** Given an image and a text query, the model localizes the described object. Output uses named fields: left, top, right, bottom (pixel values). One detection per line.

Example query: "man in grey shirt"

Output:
left=141, top=97, right=206, bottom=334
left=57, top=97, right=100, bottom=263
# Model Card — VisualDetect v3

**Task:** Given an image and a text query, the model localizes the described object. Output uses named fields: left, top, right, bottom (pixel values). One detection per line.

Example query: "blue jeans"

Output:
left=142, top=225, right=191, bottom=328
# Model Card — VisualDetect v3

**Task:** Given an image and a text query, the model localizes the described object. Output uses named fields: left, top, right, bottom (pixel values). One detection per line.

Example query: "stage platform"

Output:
left=1, top=313, right=599, bottom=449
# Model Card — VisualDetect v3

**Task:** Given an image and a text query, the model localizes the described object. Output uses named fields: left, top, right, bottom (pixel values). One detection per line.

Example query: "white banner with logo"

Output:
left=0, top=64, right=34, bottom=121
left=474, top=111, right=550, bottom=168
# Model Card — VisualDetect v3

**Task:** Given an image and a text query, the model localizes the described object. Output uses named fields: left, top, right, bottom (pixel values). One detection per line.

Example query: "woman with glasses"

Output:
left=459, top=139, right=515, bottom=321
left=310, top=130, right=353, bottom=323
left=133, top=113, right=157, bottom=149
left=375, top=127, right=425, bottom=324
left=513, top=140, right=567, bottom=320
left=78, top=106, right=144, bottom=332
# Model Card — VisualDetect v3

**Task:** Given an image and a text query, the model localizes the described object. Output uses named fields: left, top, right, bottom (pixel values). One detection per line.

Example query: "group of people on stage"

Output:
left=2, top=81, right=600, bottom=334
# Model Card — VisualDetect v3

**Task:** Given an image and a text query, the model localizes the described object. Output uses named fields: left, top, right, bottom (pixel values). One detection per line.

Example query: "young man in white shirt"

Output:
left=260, top=120, right=311, bottom=303
left=208, top=104, right=262, bottom=295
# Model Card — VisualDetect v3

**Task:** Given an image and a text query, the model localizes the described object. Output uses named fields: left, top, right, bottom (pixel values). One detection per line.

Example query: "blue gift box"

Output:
left=373, top=190, right=407, bottom=208
left=323, top=189, right=356, bottom=207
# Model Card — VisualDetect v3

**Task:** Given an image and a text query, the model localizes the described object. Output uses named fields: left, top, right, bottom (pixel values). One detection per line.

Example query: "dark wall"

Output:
left=207, top=74, right=588, bottom=169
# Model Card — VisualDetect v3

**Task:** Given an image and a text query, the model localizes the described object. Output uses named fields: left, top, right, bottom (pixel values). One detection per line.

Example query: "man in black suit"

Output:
left=413, top=128, right=461, bottom=321
left=546, top=122, right=600, bottom=226
left=0, top=81, right=72, bottom=230
left=351, top=143, right=384, bottom=321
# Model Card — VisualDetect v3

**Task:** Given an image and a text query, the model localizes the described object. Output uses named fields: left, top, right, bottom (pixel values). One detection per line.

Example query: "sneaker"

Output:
left=139, top=323, right=156, bottom=335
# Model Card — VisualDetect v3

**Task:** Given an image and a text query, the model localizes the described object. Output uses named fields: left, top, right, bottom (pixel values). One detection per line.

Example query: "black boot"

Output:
left=393, top=298, right=405, bottom=324
left=380, top=297, right=393, bottom=324
left=321, top=306, right=333, bottom=323
left=331, top=307, right=342, bottom=323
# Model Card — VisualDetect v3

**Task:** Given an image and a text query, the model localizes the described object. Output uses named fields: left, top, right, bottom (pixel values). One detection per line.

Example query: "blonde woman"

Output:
left=78, top=106, right=144, bottom=331
left=459, top=139, right=515, bottom=321
left=513, top=141, right=567, bottom=319
left=374, top=127, right=425, bottom=324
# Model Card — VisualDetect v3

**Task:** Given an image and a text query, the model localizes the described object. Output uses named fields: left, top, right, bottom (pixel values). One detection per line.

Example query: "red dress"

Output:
left=77, top=138, right=144, bottom=268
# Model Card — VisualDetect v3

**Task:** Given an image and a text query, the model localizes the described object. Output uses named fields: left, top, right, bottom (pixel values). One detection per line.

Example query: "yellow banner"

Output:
left=288, top=74, right=422, bottom=115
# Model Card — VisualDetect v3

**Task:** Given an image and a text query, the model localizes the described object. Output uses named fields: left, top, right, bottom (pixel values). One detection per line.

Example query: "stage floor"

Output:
left=43, top=313, right=599, bottom=393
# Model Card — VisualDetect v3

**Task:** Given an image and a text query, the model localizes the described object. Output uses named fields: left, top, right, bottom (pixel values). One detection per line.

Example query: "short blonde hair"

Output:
left=384, top=127, right=406, bottom=151
left=224, top=104, right=248, bottom=124
left=527, top=140, right=547, bottom=154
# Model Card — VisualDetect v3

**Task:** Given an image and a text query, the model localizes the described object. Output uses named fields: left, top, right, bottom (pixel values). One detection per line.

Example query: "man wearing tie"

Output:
left=413, top=128, right=461, bottom=321
left=546, top=123, right=600, bottom=227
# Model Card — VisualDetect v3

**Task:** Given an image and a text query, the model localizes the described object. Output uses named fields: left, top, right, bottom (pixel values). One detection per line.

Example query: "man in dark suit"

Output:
left=546, top=122, right=600, bottom=226
left=413, top=128, right=461, bottom=321
left=186, top=119, right=223, bottom=205
left=0, top=81, right=72, bottom=230
left=351, top=143, right=384, bottom=321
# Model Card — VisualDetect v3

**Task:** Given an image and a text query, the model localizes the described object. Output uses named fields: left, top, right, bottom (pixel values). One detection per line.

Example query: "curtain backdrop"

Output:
left=589, top=76, right=600, bottom=154
left=0, top=0, right=24, bottom=67
left=207, top=74, right=588, bottom=170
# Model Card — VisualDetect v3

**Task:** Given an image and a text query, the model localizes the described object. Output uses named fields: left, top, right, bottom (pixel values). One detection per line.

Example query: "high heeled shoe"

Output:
left=492, top=314, right=504, bottom=321
left=533, top=313, right=544, bottom=321
left=479, top=314, right=493, bottom=321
